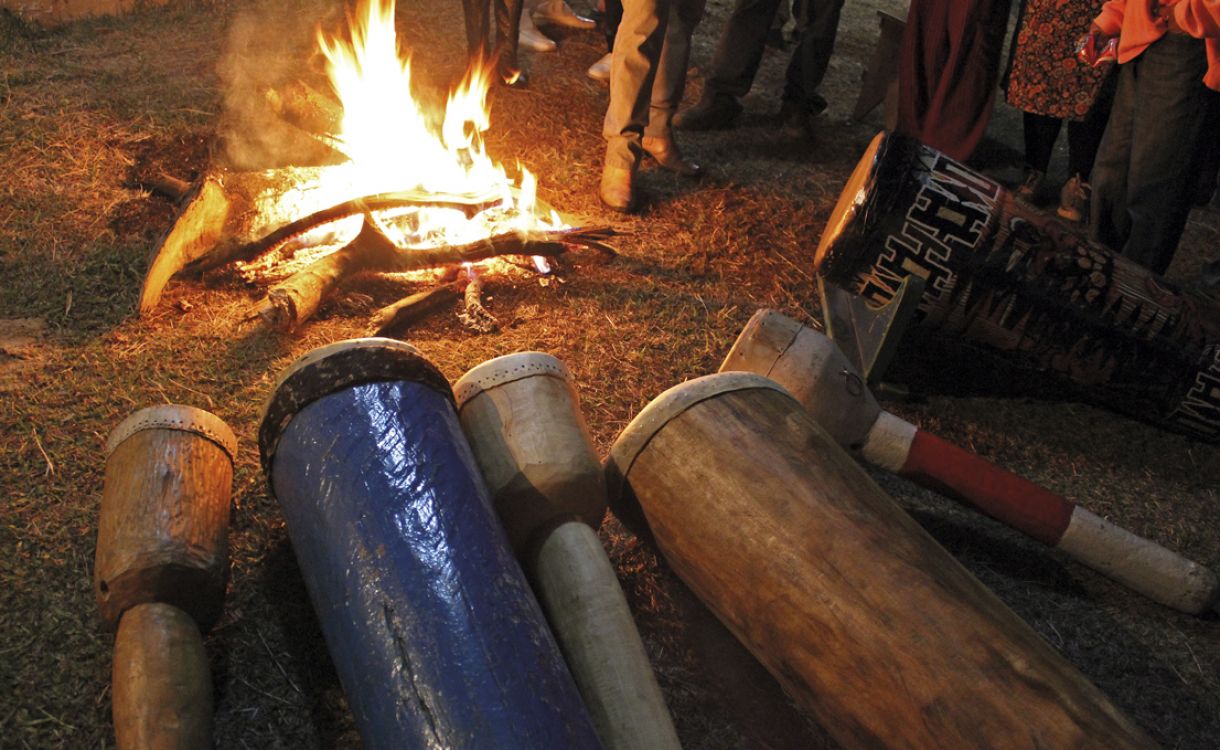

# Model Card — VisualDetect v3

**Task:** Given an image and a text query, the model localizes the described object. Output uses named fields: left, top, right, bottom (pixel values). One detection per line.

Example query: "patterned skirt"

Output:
left=1005, top=0, right=1112, bottom=120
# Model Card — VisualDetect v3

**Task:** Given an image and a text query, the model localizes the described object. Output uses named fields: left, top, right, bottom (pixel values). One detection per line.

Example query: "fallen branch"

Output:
left=370, top=284, right=463, bottom=336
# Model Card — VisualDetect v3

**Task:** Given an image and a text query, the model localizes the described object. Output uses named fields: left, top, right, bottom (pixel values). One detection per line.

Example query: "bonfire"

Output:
left=138, top=0, right=614, bottom=334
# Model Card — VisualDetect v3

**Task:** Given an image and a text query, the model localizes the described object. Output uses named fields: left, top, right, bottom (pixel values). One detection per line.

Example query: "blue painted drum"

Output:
left=260, top=339, right=603, bottom=750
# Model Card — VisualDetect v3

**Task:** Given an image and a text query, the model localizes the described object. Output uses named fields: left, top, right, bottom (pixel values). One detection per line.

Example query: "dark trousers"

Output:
left=1022, top=74, right=1116, bottom=179
left=1090, top=34, right=1209, bottom=275
left=464, top=0, right=524, bottom=78
left=896, top=0, right=1012, bottom=162
left=702, top=0, right=844, bottom=114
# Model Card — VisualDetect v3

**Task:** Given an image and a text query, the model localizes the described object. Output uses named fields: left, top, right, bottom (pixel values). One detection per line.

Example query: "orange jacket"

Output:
left=1094, top=0, right=1220, bottom=89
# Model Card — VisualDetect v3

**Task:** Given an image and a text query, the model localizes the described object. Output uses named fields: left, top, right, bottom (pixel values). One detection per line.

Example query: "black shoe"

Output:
left=674, top=94, right=742, bottom=131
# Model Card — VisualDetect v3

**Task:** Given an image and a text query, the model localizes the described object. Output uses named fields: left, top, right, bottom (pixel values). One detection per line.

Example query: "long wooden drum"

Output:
left=259, top=339, right=601, bottom=750
left=815, top=131, right=1220, bottom=443
left=606, top=373, right=1156, bottom=750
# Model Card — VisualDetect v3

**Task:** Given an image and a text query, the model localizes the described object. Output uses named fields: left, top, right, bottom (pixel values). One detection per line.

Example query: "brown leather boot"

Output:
left=599, top=164, right=636, bottom=213
left=642, top=135, right=702, bottom=177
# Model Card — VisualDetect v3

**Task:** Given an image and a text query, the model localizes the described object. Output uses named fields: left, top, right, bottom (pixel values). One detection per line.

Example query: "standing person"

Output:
left=1005, top=0, right=1116, bottom=222
left=672, top=0, right=845, bottom=137
left=1089, top=0, right=1220, bottom=275
left=600, top=0, right=705, bottom=212
left=896, top=0, right=1013, bottom=162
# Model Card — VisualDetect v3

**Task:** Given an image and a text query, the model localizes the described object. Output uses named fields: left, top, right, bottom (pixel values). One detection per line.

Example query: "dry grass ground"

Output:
left=1, top=0, right=1217, bottom=747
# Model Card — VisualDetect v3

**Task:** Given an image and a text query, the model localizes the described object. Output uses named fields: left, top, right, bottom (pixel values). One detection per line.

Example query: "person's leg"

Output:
left=780, top=0, right=844, bottom=116
left=1023, top=112, right=1061, bottom=174
left=646, top=0, right=706, bottom=137
left=1089, top=61, right=1136, bottom=252
left=604, top=0, right=623, bottom=51
left=1066, top=75, right=1116, bottom=181
left=896, top=0, right=1012, bottom=162
left=464, top=0, right=490, bottom=61
left=603, top=0, right=670, bottom=209
left=702, top=0, right=784, bottom=99
left=494, top=0, right=527, bottom=84
left=672, top=0, right=779, bottom=128
left=641, top=0, right=706, bottom=174
left=1120, top=35, right=1208, bottom=274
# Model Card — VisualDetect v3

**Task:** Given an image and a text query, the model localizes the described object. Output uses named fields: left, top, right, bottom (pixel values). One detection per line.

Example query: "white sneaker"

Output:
left=519, top=12, right=557, bottom=52
left=533, top=0, right=596, bottom=29
left=587, top=52, right=612, bottom=82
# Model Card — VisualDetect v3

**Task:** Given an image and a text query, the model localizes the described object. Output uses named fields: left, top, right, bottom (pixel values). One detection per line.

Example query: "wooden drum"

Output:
left=606, top=372, right=1155, bottom=750
left=815, top=131, right=1220, bottom=443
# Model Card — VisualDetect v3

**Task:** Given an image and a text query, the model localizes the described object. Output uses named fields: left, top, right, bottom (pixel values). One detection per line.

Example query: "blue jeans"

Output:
left=1090, top=34, right=1209, bottom=275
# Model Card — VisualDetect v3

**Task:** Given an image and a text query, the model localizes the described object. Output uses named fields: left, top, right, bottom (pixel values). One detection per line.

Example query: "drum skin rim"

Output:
left=453, top=351, right=572, bottom=410
left=106, top=404, right=238, bottom=462
left=814, top=131, right=934, bottom=282
left=605, top=372, right=794, bottom=511
left=258, top=337, right=453, bottom=473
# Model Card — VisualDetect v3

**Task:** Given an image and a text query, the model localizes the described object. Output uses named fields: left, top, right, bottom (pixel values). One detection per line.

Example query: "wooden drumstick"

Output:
left=95, top=405, right=236, bottom=749
left=455, top=352, right=683, bottom=750
left=721, top=309, right=1219, bottom=614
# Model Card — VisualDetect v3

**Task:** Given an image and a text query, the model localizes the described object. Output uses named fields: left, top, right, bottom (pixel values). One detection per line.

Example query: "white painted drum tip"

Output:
left=105, top=404, right=238, bottom=463
left=454, top=352, right=571, bottom=410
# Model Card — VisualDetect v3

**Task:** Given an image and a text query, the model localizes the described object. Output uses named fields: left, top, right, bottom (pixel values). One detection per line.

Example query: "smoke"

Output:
left=216, top=0, right=343, bottom=170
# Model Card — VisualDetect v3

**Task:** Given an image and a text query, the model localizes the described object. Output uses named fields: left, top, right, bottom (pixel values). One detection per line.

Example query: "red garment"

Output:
left=1094, top=0, right=1220, bottom=89
left=896, top=0, right=1013, bottom=161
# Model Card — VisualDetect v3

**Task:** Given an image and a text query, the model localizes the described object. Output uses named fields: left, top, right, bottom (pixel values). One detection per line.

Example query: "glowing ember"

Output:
left=248, top=0, right=562, bottom=267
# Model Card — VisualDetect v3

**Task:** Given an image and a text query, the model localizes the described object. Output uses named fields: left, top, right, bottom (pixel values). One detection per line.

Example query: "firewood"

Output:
left=126, top=172, right=193, bottom=202
left=264, top=80, right=343, bottom=138
left=370, top=284, right=464, bottom=336
left=459, top=273, right=497, bottom=333
left=248, top=219, right=393, bottom=331
left=186, top=189, right=506, bottom=273
left=249, top=218, right=616, bottom=331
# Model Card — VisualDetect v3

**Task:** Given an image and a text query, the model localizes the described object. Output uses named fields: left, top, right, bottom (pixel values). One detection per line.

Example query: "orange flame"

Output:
left=258, top=0, right=562, bottom=258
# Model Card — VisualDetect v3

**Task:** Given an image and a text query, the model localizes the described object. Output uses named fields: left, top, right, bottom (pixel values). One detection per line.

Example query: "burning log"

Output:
left=258, top=339, right=603, bottom=749
left=249, top=218, right=615, bottom=331
left=605, top=374, right=1158, bottom=750
left=264, top=80, right=343, bottom=140
left=722, top=309, right=1220, bottom=615
left=95, top=405, right=237, bottom=750
left=454, top=353, right=682, bottom=750
left=137, top=168, right=508, bottom=314
left=816, top=131, right=1220, bottom=443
